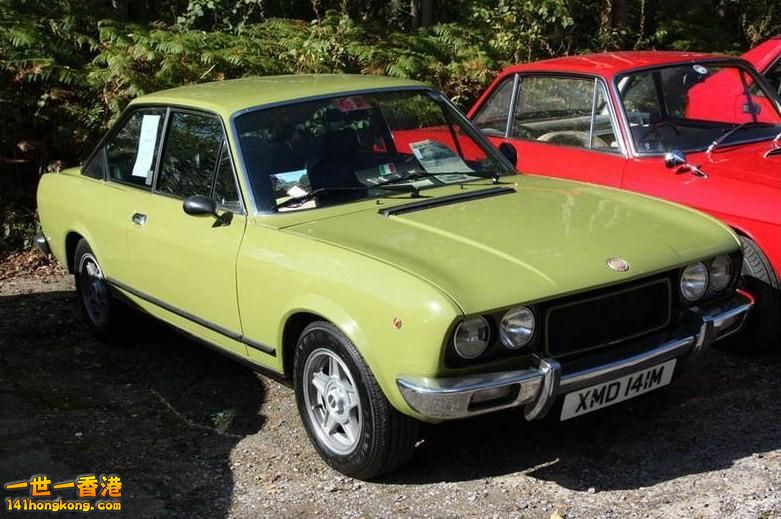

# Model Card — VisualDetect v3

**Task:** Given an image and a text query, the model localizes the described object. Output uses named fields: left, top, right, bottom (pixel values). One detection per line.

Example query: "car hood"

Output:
left=689, top=140, right=781, bottom=190
left=280, top=177, right=738, bottom=314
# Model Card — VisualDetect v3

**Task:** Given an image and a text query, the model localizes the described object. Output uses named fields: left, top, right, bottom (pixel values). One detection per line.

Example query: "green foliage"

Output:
left=2, top=0, right=781, bottom=248
left=0, top=197, right=40, bottom=251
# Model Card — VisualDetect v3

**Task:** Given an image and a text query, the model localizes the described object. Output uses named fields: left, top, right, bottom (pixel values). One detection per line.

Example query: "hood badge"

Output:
left=607, top=257, right=630, bottom=273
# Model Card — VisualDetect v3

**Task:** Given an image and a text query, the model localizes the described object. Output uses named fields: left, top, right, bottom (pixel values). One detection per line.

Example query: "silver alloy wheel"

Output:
left=303, top=347, right=363, bottom=455
left=78, top=253, right=109, bottom=326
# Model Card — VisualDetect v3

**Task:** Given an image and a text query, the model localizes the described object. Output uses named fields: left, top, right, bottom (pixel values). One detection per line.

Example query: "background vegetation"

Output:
left=1, top=0, right=779, bottom=249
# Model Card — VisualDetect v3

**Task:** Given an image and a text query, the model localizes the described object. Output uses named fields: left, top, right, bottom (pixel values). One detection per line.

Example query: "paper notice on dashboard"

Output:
left=131, top=115, right=161, bottom=183
left=408, top=139, right=475, bottom=182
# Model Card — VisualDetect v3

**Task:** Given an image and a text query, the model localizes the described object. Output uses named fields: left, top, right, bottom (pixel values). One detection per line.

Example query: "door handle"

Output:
left=131, top=213, right=147, bottom=226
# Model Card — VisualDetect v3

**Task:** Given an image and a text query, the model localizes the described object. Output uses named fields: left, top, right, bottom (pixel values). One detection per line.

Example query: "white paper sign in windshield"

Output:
left=131, top=115, right=161, bottom=184
left=409, top=139, right=476, bottom=183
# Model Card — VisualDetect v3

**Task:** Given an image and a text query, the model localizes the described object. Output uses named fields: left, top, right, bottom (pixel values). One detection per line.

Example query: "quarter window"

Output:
left=765, top=58, right=781, bottom=96
left=102, top=108, right=166, bottom=188
left=472, top=76, right=516, bottom=137
left=512, top=76, right=620, bottom=152
left=157, top=112, right=224, bottom=199
left=213, top=142, right=242, bottom=211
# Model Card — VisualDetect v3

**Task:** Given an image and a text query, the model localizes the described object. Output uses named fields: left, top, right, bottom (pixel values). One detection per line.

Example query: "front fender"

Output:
left=237, top=223, right=462, bottom=419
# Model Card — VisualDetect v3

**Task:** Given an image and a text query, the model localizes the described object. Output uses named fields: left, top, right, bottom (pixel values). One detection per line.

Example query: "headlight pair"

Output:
left=679, top=255, right=735, bottom=302
left=453, top=306, right=536, bottom=360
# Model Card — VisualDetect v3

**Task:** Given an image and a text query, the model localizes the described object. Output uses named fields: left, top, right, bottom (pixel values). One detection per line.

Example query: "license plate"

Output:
left=560, top=359, right=676, bottom=421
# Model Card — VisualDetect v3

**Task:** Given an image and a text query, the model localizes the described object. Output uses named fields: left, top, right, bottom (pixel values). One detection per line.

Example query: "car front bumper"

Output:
left=33, top=234, right=51, bottom=256
left=396, top=291, right=754, bottom=421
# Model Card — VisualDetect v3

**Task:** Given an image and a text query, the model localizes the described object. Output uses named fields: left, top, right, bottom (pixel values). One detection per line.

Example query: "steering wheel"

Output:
left=646, top=120, right=681, bottom=137
left=537, top=130, right=609, bottom=148
left=638, top=120, right=680, bottom=150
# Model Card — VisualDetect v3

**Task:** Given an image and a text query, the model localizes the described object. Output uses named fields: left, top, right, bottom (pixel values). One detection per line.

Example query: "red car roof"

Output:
left=503, top=51, right=735, bottom=78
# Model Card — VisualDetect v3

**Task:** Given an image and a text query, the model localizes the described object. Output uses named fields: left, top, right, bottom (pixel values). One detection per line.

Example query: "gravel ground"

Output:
left=1, top=271, right=780, bottom=518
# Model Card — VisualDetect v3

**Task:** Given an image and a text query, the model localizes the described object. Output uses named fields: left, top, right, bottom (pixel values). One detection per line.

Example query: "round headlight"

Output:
left=709, top=255, right=734, bottom=292
left=680, top=262, right=708, bottom=301
left=499, top=306, right=536, bottom=350
left=453, top=316, right=491, bottom=359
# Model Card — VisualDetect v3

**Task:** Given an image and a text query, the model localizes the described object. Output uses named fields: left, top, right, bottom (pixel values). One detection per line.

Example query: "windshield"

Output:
left=235, top=90, right=513, bottom=212
left=617, top=63, right=781, bottom=154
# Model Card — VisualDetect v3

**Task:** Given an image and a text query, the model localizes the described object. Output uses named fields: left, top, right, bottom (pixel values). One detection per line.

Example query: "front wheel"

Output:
left=293, top=322, right=418, bottom=480
left=719, top=236, right=780, bottom=352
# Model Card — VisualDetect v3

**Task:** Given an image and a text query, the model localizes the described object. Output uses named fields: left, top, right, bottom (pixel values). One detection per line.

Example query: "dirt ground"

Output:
left=1, top=271, right=780, bottom=518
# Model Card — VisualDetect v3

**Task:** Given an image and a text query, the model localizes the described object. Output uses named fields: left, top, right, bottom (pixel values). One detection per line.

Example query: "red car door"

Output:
left=471, top=73, right=627, bottom=188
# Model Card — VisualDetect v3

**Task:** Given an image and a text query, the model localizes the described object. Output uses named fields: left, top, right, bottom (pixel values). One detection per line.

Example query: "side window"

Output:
left=157, top=112, right=224, bottom=199
left=620, top=72, right=659, bottom=119
left=512, top=76, right=620, bottom=152
left=765, top=58, right=781, bottom=96
left=213, top=143, right=242, bottom=211
left=83, top=148, right=106, bottom=179
left=104, top=108, right=166, bottom=188
left=472, top=76, right=515, bottom=137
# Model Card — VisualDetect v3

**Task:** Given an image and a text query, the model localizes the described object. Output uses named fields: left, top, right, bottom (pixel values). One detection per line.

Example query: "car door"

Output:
left=471, top=73, right=627, bottom=187
left=125, top=108, right=248, bottom=357
left=80, top=107, right=168, bottom=282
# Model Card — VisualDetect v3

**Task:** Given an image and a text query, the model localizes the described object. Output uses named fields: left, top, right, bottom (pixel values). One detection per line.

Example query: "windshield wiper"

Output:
left=374, top=170, right=502, bottom=190
left=707, top=121, right=776, bottom=153
left=275, top=184, right=419, bottom=210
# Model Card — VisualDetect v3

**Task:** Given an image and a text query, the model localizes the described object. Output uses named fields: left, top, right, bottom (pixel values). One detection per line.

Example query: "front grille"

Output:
left=545, top=278, right=672, bottom=357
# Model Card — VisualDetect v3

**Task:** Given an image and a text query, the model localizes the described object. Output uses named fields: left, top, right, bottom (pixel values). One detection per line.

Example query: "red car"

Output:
left=742, top=35, right=781, bottom=95
left=468, top=51, right=781, bottom=349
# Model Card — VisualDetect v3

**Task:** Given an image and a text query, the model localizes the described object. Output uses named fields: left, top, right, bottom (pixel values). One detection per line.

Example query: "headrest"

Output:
left=325, top=129, right=359, bottom=158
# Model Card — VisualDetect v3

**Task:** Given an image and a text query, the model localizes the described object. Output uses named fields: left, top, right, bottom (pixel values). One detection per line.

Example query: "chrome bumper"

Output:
left=33, top=234, right=51, bottom=256
left=397, top=292, right=753, bottom=421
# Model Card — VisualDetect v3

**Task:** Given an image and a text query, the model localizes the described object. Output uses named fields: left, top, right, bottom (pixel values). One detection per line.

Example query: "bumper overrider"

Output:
left=397, top=291, right=754, bottom=421
left=33, top=234, right=52, bottom=257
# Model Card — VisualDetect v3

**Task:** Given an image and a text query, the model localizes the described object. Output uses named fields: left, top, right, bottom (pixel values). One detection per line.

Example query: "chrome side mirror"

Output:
left=664, top=150, right=687, bottom=169
left=663, top=149, right=709, bottom=178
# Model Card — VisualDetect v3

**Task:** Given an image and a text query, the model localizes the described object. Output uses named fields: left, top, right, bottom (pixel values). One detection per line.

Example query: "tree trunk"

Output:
left=421, top=0, right=434, bottom=28
left=600, top=0, right=628, bottom=29
left=612, top=0, right=627, bottom=28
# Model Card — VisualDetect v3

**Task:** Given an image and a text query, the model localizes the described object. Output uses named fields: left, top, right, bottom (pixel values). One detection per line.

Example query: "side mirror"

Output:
left=663, top=149, right=687, bottom=169
left=663, top=149, right=709, bottom=178
left=498, top=142, right=518, bottom=167
left=183, top=195, right=218, bottom=217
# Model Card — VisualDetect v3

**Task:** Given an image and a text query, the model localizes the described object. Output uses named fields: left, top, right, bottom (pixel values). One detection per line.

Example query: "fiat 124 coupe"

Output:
left=37, top=75, right=752, bottom=479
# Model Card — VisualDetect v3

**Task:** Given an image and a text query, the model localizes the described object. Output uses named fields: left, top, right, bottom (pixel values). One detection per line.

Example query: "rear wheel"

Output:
left=73, top=239, right=123, bottom=339
left=293, top=321, right=418, bottom=480
left=719, top=236, right=780, bottom=352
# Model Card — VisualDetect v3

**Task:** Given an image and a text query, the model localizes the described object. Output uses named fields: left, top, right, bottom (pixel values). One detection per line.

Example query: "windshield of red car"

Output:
left=235, top=90, right=513, bottom=213
left=616, top=63, right=781, bottom=154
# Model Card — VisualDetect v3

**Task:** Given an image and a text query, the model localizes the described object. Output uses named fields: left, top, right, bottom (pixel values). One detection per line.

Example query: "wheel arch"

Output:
left=65, top=231, right=86, bottom=273
left=281, top=311, right=325, bottom=379
left=728, top=224, right=780, bottom=283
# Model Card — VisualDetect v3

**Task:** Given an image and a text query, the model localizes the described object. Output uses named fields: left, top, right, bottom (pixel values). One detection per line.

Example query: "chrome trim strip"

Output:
left=557, top=335, right=694, bottom=393
left=397, top=369, right=543, bottom=421
left=106, top=278, right=276, bottom=356
left=397, top=292, right=753, bottom=421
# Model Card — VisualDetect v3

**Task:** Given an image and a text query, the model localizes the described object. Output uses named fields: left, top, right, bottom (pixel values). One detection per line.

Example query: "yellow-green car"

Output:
left=37, top=75, right=753, bottom=479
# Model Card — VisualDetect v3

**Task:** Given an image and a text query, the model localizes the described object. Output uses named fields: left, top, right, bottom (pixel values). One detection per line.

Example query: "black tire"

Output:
left=73, top=239, right=124, bottom=340
left=293, top=321, right=418, bottom=480
left=718, top=236, right=781, bottom=353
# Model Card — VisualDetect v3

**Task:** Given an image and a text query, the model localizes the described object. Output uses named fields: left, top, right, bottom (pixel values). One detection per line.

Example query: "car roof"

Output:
left=502, top=51, right=737, bottom=78
left=130, top=74, right=428, bottom=118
